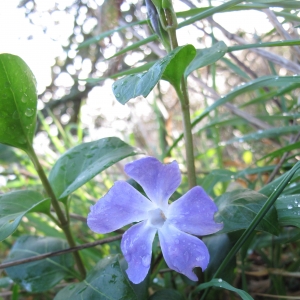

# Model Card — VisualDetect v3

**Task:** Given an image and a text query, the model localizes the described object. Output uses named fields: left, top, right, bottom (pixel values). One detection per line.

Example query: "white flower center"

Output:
left=148, top=208, right=167, bottom=228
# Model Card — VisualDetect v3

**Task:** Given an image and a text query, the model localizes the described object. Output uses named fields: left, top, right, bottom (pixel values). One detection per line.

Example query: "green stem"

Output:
left=163, top=7, right=197, bottom=189
left=26, top=144, right=86, bottom=279
left=175, top=84, right=197, bottom=188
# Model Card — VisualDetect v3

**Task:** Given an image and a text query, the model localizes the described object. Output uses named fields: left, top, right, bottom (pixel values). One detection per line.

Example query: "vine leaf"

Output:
left=184, top=41, right=227, bottom=77
left=48, top=137, right=141, bottom=200
left=54, top=255, right=137, bottom=300
left=112, top=44, right=196, bottom=104
left=5, top=236, right=74, bottom=293
left=0, top=190, right=50, bottom=242
left=215, top=189, right=280, bottom=235
left=0, top=54, right=37, bottom=151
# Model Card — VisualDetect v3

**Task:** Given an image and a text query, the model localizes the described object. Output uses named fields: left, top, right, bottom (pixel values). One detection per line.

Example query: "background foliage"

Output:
left=1, top=0, right=300, bottom=299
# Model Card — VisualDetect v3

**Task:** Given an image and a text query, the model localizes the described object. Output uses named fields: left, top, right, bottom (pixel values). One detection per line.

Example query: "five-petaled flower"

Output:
left=87, top=157, right=223, bottom=284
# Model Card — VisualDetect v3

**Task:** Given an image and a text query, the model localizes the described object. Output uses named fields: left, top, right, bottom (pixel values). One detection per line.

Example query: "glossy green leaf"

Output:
left=48, top=137, right=140, bottom=200
left=0, top=54, right=37, bottom=151
left=0, top=190, right=50, bottom=241
left=112, top=45, right=196, bottom=104
left=185, top=42, right=227, bottom=77
left=195, top=278, right=254, bottom=300
left=148, top=289, right=184, bottom=300
left=276, top=195, right=300, bottom=228
left=5, top=236, right=74, bottom=293
left=54, top=255, right=137, bottom=300
left=215, top=189, right=280, bottom=235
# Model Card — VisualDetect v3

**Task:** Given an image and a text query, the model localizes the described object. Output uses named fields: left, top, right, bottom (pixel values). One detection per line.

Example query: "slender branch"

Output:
left=26, top=144, right=86, bottom=279
left=163, top=6, right=197, bottom=188
left=0, top=234, right=122, bottom=270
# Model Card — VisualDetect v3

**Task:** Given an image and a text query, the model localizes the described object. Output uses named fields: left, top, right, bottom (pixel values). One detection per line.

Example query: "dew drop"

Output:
left=12, top=111, right=19, bottom=119
left=287, top=204, right=293, bottom=209
left=218, top=278, right=223, bottom=282
left=25, top=108, right=34, bottom=117
left=142, top=255, right=151, bottom=267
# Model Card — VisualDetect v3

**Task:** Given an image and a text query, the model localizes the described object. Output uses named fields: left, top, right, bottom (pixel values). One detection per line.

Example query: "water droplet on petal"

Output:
left=142, top=255, right=151, bottom=267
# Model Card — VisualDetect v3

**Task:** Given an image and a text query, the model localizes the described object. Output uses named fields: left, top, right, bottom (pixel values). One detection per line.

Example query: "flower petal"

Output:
left=121, top=221, right=157, bottom=284
left=158, top=224, right=209, bottom=281
left=124, top=157, right=181, bottom=209
left=167, top=186, right=223, bottom=236
left=87, top=181, right=155, bottom=234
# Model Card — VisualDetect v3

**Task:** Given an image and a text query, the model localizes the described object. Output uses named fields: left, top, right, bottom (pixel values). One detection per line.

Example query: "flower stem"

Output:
left=26, top=144, right=86, bottom=279
left=164, top=8, right=197, bottom=189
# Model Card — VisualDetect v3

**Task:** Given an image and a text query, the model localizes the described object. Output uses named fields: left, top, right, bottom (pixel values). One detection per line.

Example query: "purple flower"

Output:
left=87, top=157, right=223, bottom=284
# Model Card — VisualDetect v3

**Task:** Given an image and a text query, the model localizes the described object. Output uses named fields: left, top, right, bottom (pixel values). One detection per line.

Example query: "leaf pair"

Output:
left=112, top=42, right=227, bottom=104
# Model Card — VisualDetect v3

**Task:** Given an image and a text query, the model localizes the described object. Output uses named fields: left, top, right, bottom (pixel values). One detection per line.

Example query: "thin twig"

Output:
left=208, top=17, right=300, bottom=74
left=264, top=9, right=300, bottom=59
left=0, top=234, right=122, bottom=270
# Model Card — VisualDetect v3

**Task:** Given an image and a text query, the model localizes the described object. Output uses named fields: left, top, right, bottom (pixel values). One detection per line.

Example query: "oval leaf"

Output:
left=48, top=137, right=140, bottom=200
left=184, top=41, right=227, bottom=77
left=54, top=255, right=137, bottom=300
left=112, top=44, right=196, bottom=104
left=0, top=190, right=50, bottom=241
left=5, top=236, right=74, bottom=293
left=215, top=189, right=280, bottom=235
left=0, top=54, right=37, bottom=151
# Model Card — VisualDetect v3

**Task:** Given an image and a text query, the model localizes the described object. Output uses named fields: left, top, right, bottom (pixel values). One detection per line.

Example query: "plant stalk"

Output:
left=164, top=8, right=197, bottom=189
left=26, top=144, right=86, bottom=279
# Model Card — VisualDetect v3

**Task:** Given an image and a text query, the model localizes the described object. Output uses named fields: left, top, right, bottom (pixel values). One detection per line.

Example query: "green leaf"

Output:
left=215, top=189, right=280, bottom=235
left=5, top=235, right=74, bottom=293
left=148, top=289, right=184, bottom=300
left=0, top=144, right=18, bottom=163
left=185, top=42, right=227, bottom=77
left=48, top=137, right=140, bottom=200
left=222, top=125, right=300, bottom=145
left=204, top=233, right=237, bottom=281
left=0, top=277, right=13, bottom=288
left=54, top=255, right=137, bottom=300
left=0, top=190, right=50, bottom=241
left=112, top=45, right=196, bottom=104
left=276, top=195, right=300, bottom=228
left=228, top=39, right=300, bottom=52
left=195, top=278, right=254, bottom=300
left=178, top=0, right=245, bottom=29
left=166, top=75, right=300, bottom=154
left=0, top=54, right=37, bottom=151
left=201, top=169, right=235, bottom=196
